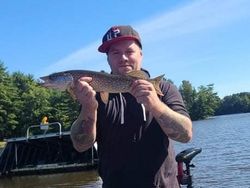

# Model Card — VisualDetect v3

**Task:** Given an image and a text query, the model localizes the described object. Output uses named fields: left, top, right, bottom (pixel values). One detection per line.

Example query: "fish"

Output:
left=40, top=70, right=164, bottom=103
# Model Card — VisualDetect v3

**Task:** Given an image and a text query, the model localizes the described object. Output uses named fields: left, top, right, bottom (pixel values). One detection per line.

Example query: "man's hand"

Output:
left=130, top=79, right=161, bottom=114
left=73, top=77, right=98, bottom=110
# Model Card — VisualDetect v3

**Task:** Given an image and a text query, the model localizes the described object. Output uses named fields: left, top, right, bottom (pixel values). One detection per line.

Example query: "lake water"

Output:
left=1, top=113, right=250, bottom=188
left=175, top=113, right=250, bottom=188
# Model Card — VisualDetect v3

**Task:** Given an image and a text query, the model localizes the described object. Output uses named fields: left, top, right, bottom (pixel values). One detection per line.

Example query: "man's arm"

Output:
left=70, top=77, right=98, bottom=152
left=70, top=107, right=97, bottom=152
left=151, top=101, right=192, bottom=143
left=130, top=79, right=192, bottom=143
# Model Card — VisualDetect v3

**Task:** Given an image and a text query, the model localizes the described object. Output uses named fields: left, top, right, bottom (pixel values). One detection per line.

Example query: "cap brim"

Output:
left=98, top=36, right=141, bottom=53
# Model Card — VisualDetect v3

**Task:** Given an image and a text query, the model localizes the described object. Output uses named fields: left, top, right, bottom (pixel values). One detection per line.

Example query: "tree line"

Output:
left=179, top=80, right=250, bottom=120
left=0, top=62, right=80, bottom=140
left=0, top=62, right=250, bottom=140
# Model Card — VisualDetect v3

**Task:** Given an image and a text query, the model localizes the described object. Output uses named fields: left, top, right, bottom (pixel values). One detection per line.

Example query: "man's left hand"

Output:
left=130, top=79, right=161, bottom=113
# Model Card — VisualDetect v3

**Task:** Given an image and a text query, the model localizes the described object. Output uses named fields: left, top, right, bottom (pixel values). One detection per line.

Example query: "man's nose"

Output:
left=120, top=54, right=128, bottom=62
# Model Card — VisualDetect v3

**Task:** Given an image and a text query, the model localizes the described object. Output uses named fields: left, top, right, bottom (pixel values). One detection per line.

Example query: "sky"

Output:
left=1, top=0, right=250, bottom=98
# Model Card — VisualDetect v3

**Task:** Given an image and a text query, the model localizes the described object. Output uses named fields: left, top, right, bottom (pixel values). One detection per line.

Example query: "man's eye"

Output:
left=111, top=51, right=120, bottom=55
left=127, top=50, right=134, bottom=55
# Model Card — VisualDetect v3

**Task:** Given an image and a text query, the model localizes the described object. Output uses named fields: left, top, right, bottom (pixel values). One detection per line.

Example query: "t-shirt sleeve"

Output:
left=160, top=81, right=190, bottom=118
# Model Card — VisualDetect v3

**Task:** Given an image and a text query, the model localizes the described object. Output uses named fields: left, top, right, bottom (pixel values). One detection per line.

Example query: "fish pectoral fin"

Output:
left=100, top=92, right=109, bottom=104
left=66, top=82, right=77, bottom=100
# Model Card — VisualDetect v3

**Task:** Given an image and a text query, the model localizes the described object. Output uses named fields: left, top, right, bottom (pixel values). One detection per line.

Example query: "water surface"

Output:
left=1, top=113, right=249, bottom=188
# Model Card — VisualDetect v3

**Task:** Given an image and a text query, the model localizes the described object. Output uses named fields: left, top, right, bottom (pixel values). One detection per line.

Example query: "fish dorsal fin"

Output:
left=126, top=70, right=149, bottom=79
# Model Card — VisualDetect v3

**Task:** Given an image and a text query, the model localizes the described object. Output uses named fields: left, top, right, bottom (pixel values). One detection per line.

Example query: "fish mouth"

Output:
left=39, top=81, right=55, bottom=88
left=39, top=76, right=49, bottom=82
left=39, top=76, right=47, bottom=83
left=39, top=76, right=50, bottom=86
left=39, top=76, right=57, bottom=88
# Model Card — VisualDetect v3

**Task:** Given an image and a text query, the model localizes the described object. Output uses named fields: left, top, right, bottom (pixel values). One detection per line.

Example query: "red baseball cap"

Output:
left=98, top=25, right=142, bottom=53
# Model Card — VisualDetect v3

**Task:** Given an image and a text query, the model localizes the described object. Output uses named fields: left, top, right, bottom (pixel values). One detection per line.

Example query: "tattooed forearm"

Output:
left=71, top=119, right=94, bottom=142
left=151, top=101, right=192, bottom=143
left=70, top=110, right=97, bottom=152
left=157, top=112, right=190, bottom=143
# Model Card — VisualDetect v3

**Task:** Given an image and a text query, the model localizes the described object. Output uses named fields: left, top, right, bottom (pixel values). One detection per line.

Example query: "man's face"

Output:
left=107, top=40, right=143, bottom=75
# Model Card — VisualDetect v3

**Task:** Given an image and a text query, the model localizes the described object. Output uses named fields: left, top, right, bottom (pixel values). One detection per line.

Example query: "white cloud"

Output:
left=136, top=0, right=250, bottom=43
left=39, top=42, right=108, bottom=77
left=40, top=0, right=250, bottom=77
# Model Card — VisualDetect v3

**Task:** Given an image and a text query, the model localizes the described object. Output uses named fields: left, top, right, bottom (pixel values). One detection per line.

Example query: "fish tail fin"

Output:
left=150, top=74, right=165, bottom=96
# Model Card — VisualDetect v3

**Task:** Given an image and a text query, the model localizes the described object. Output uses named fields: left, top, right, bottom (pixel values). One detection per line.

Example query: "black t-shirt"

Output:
left=96, top=80, right=189, bottom=188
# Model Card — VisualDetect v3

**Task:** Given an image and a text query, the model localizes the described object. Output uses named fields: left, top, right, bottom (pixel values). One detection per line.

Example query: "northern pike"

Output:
left=40, top=70, right=164, bottom=103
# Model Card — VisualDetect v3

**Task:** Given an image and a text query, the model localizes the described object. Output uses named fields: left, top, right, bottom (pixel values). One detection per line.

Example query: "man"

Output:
left=70, top=25, right=192, bottom=188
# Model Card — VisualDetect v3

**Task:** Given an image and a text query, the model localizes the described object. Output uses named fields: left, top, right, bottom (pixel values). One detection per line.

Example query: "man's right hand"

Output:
left=73, top=77, right=98, bottom=110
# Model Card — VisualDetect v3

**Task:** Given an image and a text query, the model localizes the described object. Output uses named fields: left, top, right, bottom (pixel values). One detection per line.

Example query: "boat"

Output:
left=0, top=122, right=98, bottom=177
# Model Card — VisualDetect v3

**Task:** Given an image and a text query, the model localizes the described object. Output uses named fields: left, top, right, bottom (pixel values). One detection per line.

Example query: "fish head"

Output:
left=40, top=73, right=74, bottom=91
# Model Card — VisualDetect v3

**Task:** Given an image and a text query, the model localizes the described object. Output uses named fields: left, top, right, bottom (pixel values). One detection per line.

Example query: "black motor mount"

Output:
left=176, top=148, right=202, bottom=188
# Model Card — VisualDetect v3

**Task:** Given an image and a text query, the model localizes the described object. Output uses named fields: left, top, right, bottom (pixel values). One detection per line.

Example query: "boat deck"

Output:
left=0, top=122, right=98, bottom=177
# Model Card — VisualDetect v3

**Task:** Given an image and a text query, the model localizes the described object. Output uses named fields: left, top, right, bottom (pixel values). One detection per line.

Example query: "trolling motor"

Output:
left=176, top=148, right=202, bottom=188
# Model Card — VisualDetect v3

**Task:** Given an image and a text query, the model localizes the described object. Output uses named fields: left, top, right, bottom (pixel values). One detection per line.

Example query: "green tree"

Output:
left=10, top=71, right=79, bottom=136
left=216, top=92, right=250, bottom=115
left=11, top=72, right=52, bottom=136
left=179, top=80, right=196, bottom=117
left=0, top=61, right=81, bottom=139
left=47, top=90, right=79, bottom=131
left=0, top=63, right=20, bottom=139
left=191, top=84, right=220, bottom=120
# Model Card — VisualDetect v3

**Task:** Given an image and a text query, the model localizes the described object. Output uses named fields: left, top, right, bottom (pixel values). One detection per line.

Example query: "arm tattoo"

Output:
left=71, top=115, right=96, bottom=150
left=157, top=112, right=189, bottom=143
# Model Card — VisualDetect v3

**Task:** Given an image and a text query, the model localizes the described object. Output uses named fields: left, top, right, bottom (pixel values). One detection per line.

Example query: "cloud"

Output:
left=40, top=0, right=250, bottom=76
left=39, top=41, right=108, bottom=76
left=51, top=42, right=100, bottom=68
left=136, top=0, right=250, bottom=43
